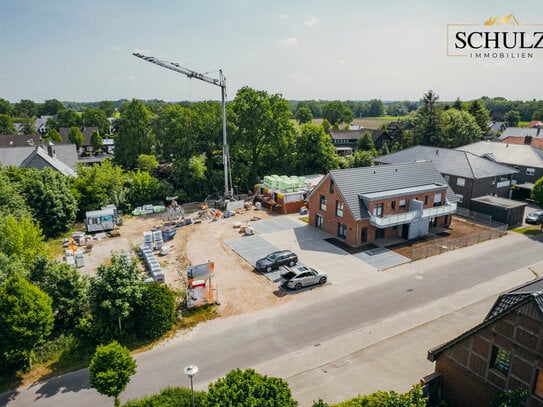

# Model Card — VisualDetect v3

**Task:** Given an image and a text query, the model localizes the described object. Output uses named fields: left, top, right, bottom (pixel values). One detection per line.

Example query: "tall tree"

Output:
left=20, top=118, right=36, bottom=135
left=53, top=109, right=81, bottom=129
left=0, top=98, right=13, bottom=116
left=442, top=109, right=482, bottom=148
left=72, top=160, right=129, bottom=216
left=452, top=97, right=463, bottom=110
left=20, top=168, right=78, bottom=238
left=468, top=99, right=490, bottom=135
left=0, top=214, right=47, bottom=268
left=0, top=273, right=54, bottom=369
left=14, top=99, right=38, bottom=118
left=89, top=341, right=137, bottom=407
left=367, top=99, right=386, bottom=117
left=91, top=130, right=103, bottom=152
left=356, top=131, right=375, bottom=151
left=114, top=99, right=154, bottom=169
left=30, top=257, right=88, bottom=333
left=68, top=126, right=84, bottom=150
left=0, top=168, right=31, bottom=220
left=504, top=110, right=521, bottom=127
left=98, top=100, right=116, bottom=117
left=294, top=106, right=313, bottom=124
left=414, top=90, right=444, bottom=146
left=322, top=101, right=352, bottom=126
left=134, top=282, right=176, bottom=340
left=39, top=99, right=64, bottom=116
left=207, top=368, right=297, bottom=407
left=89, top=253, right=143, bottom=339
left=83, top=107, right=110, bottom=134
left=532, top=177, right=543, bottom=209
left=294, top=123, right=338, bottom=175
left=0, top=114, right=16, bottom=134
left=230, top=87, right=297, bottom=188
left=43, top=128, right=62, bottom=143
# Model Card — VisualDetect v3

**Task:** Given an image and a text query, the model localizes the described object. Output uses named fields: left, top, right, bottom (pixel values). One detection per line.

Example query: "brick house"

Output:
left=329, top=129, right=392, bottom=156
left=427, top=278, right=543, bottom=407
left=375, top=145, right=518, bottom=208
left=307, top=162, right=457, bottom=247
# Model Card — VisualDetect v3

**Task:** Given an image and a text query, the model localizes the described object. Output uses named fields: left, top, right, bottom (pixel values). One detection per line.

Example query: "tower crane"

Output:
left=133, top=52, right=232, bottom=199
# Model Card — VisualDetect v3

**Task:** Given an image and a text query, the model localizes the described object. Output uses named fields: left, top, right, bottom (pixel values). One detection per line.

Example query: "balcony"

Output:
left=496, top=180, right=510, bottom=188
left=370, top=203, right=457, bottom=228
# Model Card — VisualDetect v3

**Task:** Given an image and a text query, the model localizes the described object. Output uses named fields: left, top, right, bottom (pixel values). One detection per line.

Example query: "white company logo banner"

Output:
left=447, top=14, right=543, bottom=59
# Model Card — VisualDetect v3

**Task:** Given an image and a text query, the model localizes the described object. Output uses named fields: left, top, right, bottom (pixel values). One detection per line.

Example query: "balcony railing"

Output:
left=496, top=180, right=510, bottom=188
left=370, top=202, right=457, bottom=228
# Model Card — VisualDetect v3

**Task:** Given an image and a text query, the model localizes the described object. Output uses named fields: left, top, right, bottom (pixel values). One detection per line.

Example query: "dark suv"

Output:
left=255, top=250, right=298, bottom=272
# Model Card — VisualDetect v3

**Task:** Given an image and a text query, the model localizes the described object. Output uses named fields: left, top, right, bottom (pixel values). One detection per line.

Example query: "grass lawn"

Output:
left=511, top=226, right=543, bottom=236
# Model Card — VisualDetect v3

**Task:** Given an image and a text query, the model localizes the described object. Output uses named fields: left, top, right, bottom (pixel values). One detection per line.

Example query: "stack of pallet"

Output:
left=140, top=245, right=165, bottom=283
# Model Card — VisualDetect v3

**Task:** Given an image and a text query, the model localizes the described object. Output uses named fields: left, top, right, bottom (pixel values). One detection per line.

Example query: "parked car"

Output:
left=280, top=266, right=327, bottom=290
left=255, top=250, right=298, bottom=272
left=525, top=210, right=543, bottom=224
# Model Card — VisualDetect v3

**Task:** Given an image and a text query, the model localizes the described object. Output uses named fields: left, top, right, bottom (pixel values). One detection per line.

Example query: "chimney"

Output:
left=47, top=142, right=56, bottom=158
left=525, top=135, right=532, bottom=145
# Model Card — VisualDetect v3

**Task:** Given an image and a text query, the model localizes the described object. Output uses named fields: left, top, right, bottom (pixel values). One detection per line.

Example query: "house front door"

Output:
left=401, top=224, right=409, bottom=239
left=361, top=227, right=368, bottom=243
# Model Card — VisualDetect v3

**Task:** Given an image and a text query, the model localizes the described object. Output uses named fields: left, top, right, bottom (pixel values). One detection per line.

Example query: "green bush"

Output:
left=123, top=386, right=207, bottom=407
left=135, top=282, right=177, bottom=340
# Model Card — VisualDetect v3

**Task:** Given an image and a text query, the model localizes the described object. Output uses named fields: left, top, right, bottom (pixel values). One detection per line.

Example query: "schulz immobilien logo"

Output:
left=447, top=13, right=543, bottom=59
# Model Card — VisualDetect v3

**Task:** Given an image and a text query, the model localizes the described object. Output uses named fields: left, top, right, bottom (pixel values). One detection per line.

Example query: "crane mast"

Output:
left=133, top=52, right=232, bottom=199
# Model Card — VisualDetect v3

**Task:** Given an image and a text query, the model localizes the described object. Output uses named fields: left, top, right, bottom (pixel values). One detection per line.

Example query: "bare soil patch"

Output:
left=71, top=208, right=291, bottom=319
left=391, top=217, right=501, bottom=259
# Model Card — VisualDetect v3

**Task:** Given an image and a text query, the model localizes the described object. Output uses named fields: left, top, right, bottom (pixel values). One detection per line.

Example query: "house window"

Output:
left=457, top=177, right=466, bottom=187
left=490, top=346, right=510, bottom=376
left=391, top=201, right=396, bottom=210
left=330, top=179, right=335, bottom=194
left=434, top=193, right=442, bottom=207
left=315, top=214, right=323, bottom=229
left=336, top=201, right=344, bottom=217
left=492, top=177, right=497, bottom=185
left=337, top=223, right=347, bottom=238
left=399, top=199, right=406, bottom=208
left=535, top=370, right=543, bottom=398
left=455, top=194, right=463, bottom=203
left=527, top=168, right=536, bottom=176
left=372, top=203, right=384, bottom=217
left=443, top=174, right=450, bottom=182
left=424, top=195, right=429, bottom=205
left=320, top=195, right=327, bottom=211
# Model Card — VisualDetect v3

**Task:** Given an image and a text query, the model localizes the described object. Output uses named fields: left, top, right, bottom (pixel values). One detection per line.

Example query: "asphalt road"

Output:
left=2, top=232, right=543, bottom=406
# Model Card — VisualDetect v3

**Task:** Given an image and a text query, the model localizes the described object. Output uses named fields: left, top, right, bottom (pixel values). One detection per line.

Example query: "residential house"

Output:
left=59, top=126, right=99, bottom=154
left=499, top=136, right=543, bottom=150
left=528, top=121, right=543, bottom=129
left=0, top=142, right=77, bottom=177
left=487, top=121, right=506, bottom=138
left=386, top=121, right=414, bottom=143
left=427, top=277, right=543, bottom=407
left=329, top=129, right=392, bottom=156
left=498, top=127, right=543, bottom=142
left=375, top=146, right=518, bottom=208
left=307, top=162, right=457, bottom=247
left=456, top=141, right=543, bottom=199
left=35, top=116, right=53, bottom=135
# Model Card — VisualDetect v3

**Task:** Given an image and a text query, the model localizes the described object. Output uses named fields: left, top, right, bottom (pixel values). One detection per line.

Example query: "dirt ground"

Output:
left=73, top=207, right=291, bottom=318
left=71, top=213, right=499, bottom=318
left=391, top=217, right=500, bottom=258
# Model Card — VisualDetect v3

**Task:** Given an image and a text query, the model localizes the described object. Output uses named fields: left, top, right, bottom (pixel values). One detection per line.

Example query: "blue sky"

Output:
left=1, top=0, right=542, bottom=103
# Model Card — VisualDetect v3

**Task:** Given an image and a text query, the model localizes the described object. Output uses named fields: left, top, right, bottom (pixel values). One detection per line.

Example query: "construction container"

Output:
left=75, top=253, right=84, bottom=268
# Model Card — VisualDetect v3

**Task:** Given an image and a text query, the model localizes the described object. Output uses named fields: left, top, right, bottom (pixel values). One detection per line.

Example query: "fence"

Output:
left=411, top=227, right=507, bottom=260
left=455, top=207, right=508, bottom=230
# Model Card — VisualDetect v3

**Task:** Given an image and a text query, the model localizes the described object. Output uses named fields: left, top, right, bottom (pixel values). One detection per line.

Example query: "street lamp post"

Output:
left=184, top=364, right=199, bottom=407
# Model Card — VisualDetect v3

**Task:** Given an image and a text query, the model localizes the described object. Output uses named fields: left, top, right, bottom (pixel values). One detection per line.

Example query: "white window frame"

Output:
left=456, top=177, right=466, bottom=187
left=527, top=167, right=536, bottom=176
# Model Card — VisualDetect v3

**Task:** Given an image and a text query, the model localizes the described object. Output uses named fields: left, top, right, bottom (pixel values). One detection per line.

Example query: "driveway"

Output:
left=225, top=216, right=411, bottom=285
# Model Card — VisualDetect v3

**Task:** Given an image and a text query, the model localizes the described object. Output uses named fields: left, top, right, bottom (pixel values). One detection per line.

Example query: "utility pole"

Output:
left=133, top=52, right=231, bottom=199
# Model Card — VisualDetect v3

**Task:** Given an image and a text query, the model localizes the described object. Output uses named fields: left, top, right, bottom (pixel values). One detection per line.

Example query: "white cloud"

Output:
left=279, top=37, right=298, bottom=47
left=279, top=14, right=290, bottom=21
left=303, top=16, right=319, bottom=27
